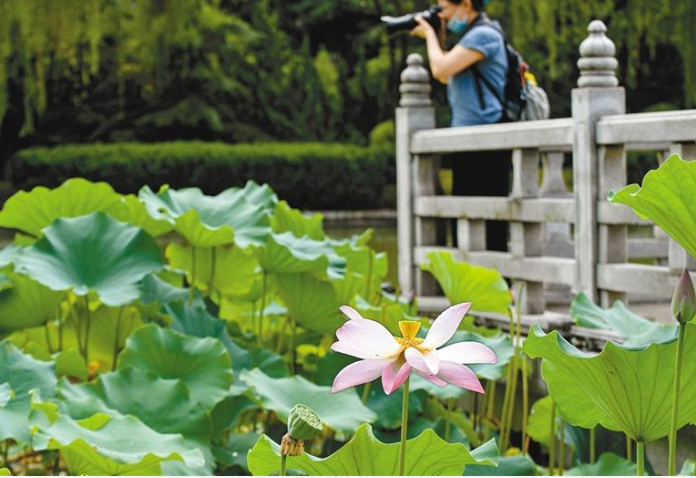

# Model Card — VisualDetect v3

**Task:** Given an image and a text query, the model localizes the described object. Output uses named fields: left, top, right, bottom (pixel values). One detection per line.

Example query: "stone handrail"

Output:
left=396, top=19, right=696, bottom=329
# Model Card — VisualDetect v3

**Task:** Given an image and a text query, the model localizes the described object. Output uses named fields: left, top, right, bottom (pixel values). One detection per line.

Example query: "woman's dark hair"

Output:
left=446, top=0, right=486, bottom=10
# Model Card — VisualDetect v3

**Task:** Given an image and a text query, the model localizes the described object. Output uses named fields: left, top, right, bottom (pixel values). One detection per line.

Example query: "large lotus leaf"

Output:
left=609, top=154, right=696, bottom=259
left=31, top=411, right=205, bottom=476
left=139, top=182, right=275, bottom=248
left=14, top=213, right=163, bottom=306
left=257, top=232, right=345, bottom=278
left=421, top=251, right=511, bottom=315
left=464, top=455, right=536, bottom=476
left=0, top=341, right=56, bottom=443
left=166, top=243, right=257, bottom=296
left=571, top=292, right=677, bottom=348
left=271, top=201, right=324, bottom=240
left=680, top=461, right=695, bottom=475
left=0, top=269, right=65, bottom=336
left=57, top=368, right=212, bottom=446
left=0, top=179, right=126, bottom=237
left=116, top=195, right=174, bottom=238
left=0, top=468, right=8, bottom=475
left=0, top=245, right=20, bottom=267
left=240, top=368, right=375, bottom=433
left=118, top=325, right=232, bottom=409
left=139, top=272, right=193, bottom=306
left=523, top=323, right=696, bottom=442
left=248, top=423, right=498, bottom=476
left=526, top=396, right=574, bottom=450
left=565, top=453, right=637, bottom=476
left=163, top=299, right=245, bottom=363
left=213, top=432, right=260, bottom=472
left=276, top=273, right=343, bottom=335
left=12, top=303, right=143, bottom=373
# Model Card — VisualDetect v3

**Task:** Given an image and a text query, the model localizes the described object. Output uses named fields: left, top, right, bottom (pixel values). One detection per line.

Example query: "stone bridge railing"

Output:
left=396, top=20, right=696, bottom=339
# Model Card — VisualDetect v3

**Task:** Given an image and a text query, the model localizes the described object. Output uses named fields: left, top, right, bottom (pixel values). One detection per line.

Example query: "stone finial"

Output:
left=577, top=20, right=619, bottom=88
left=399, top=54, right=432, bottom=107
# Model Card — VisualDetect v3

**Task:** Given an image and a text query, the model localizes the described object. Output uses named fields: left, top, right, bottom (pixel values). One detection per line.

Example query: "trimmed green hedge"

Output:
left=11, top=141, right=395, bottom=210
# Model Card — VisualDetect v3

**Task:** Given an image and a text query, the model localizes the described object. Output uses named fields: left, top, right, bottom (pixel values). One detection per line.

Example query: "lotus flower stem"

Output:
left=445, top=397, right=455, bottom=442
left=258, top=271, right=267, bottom=345
left=279, top=454, right=287, bottom=476
left=82, top=295, right=92, bottom=363
left=44, top=324, right=54, bottom=354
left=188, top=246, right=196, bottom=306
left=361, top=382, right=371, bottom=404
left=549, top=403, right=556, bottom=475
left=557, top=418, right=565, bottom=475
left=484, top=379, right=495, bottom=441
left=590, top=427, right=596, bottom=464
left=112, top=306, right=124, bottom=371
left=522, top=355, right=529, bottom=456
left=669, top=321, right=687, bottom=476
left=626, top=435, right=632, bottom=461
left=399, top=377, right=410, bottom=476
left=69, top=297, right=84, bottom=357
left=636, top=440, right=645, bottom=476
left=289, top=316, right=297, bottom=375
left=365, top=250, right=373, bottom=302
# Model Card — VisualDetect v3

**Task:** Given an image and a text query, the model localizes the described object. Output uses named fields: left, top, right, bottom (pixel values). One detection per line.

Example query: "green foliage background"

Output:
left=0, top=0, right=693, bottom=168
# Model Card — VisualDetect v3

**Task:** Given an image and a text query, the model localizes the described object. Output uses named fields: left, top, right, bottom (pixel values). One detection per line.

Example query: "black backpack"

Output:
left=461, top=14, right=528, bottom=122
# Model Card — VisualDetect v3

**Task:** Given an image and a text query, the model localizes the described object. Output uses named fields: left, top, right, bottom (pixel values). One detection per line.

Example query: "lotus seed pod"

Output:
left=287, top=404, right=323, bottom=441
left=672, top=268, right=696, bottom=324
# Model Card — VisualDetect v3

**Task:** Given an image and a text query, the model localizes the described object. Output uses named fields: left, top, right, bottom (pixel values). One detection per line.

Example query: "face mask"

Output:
left=447, top=12, right=468, bottom=34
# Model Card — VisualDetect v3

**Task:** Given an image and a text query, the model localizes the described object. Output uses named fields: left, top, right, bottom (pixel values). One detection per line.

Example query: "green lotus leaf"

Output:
left=14, top=213, right=163, bottom=306
left=31, top=410, right=205, bottom=476
left=276, top=273, right=343, bottom=335
left=256, top=232, right=344, bottom=278
left=0, top=341, right=56, bottom=443
left=523, top=323, right=696, bottom=442
left=464, top=454, right=536, bottom=476
left=139, top=182, right=275, bottom=248
left=54, top=349, right=89, bottom=381
left=139, top=273, right=193, bottom=306
left=571, top=292, right=678, bottom=348
left=213, top=432, right=260, bottom=472
left=421, top=251, right=511, bottom=315
left=0, top=245, right=20, bottom=267
left=166, top=243, right=257, bottom=296
left=565, top=453, right=636, bottom=476
left=12, top=303, right=143, bottom=373
left=248, top=423, right=498, bottom=476
left=609, top=154, right=696, bottom=259
left=363, top=384, right=424, bottom=430
left=0, top=467, right=8, bottom=475
left=0, top=383, right=12, bottom=407
left=57, top=368, right=212, bottom=446
left=271, top=201, right=324, bottom=240
left=526, top=396, right=574, bottom=450
left=118, top=324, right=232, bottom=410
left=164, top=299, right=243, bottom=362
left=0, top=178, right=126, bottom=237
left=0, top=269, right=65, bottom=336
left=680, top=460, right=695, bottom=475
left=116, top=195, right=174, bottom=237
left=240, top=368, right=375, bottom=433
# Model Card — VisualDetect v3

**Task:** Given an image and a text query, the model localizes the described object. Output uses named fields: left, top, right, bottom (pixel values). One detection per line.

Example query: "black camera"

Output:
left=381, top=5, right=442, bottom=34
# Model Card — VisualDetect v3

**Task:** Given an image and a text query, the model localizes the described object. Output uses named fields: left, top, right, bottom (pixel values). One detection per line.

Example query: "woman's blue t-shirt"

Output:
left=448, top=23, right=508, bottom=127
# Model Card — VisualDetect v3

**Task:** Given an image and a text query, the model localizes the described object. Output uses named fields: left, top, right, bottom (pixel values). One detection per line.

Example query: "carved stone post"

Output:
left=572, top=20, right=626, bottom=304
left=396, top=54, right=436, bottom=295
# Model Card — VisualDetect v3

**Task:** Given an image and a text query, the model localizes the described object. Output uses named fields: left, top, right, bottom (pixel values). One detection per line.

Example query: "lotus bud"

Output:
left=280, top=404, right=323, bottom=457
left=672, top=268, right=696, bottom=324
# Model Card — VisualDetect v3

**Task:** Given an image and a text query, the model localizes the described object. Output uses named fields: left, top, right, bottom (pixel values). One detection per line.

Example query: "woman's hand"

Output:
left=409, top=15, right=434, bottom=39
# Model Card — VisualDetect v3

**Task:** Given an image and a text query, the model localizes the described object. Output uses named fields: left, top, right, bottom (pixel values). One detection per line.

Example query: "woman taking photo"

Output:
left=411, top=0, right=511, bottom=251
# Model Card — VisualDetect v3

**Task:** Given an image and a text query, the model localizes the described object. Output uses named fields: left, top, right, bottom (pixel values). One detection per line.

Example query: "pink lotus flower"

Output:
left=330, top=303, right=497, bottom=395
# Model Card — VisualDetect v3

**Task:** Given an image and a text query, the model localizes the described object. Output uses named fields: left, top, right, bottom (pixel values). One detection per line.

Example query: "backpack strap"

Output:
left=459, top=14, right=506, bottom=111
